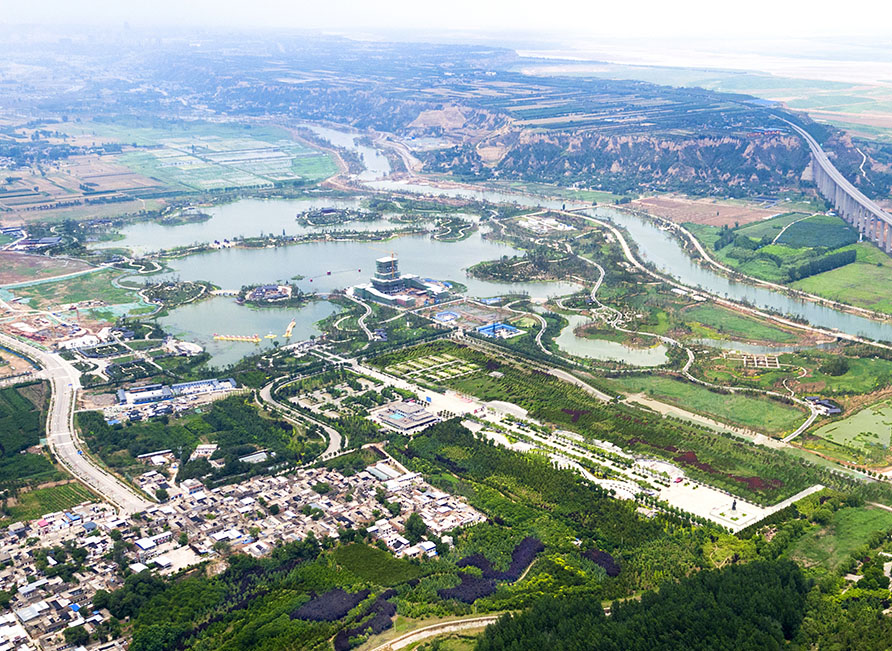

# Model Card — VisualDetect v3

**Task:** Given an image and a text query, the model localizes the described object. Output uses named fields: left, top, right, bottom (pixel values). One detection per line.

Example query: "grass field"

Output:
left=611, top=375, right=806, bottom=434
left=733, top=212, right=811, bottom=241
left=684, top=303, right=798, bottom=343
left=6, top=482, right=96, bottom=523
left=496, top=181, right=623, bottom=204
left=333, top=543, right=423, bottom=585
left=776, top=215, right=858, bottom=249
left=802, top=355, right=892, bottom=395
left=792, top=243, right=892, bottom=315
left=812, top=399, right=892, bottom=452
left=788, top=506, right=892, bottom=571
left=11, top=268, right=138, bottom=309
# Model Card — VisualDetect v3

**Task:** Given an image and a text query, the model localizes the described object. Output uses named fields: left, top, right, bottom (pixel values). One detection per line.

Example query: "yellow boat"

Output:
left=213, top=333, right=261, bottom=343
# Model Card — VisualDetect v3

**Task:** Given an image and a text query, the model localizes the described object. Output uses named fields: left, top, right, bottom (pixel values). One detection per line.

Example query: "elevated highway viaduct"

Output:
left=783, top=118, right=892, bottom=253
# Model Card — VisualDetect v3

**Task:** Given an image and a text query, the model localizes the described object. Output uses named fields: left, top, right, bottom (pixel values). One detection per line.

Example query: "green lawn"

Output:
left=612, top=375, right=806, bottom=434
left=788, top=506, right=892, bottom=571
left=792, top=243, right=892, bottom=315
left=775, top=215, right=857, bottom=249
left=333, top=543, right=423, bottom=585
left=805, top=355, right=892, bottom=395
left=812, top=399, right=892, bottom=452
left=5, top=483, right=96, bottom=523
left=734, top=212, right=811, bottom=241
left=684, top=303, right=797, bottom=344
left=11, top=269, right=138, bottom=309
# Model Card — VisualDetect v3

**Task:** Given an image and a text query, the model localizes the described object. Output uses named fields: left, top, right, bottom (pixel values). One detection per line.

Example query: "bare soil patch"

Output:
left=409, top=106, right=468, bottom=130
left=0, top=253, right=93, bottom=285
left=632, top=195, right=779, bottom=226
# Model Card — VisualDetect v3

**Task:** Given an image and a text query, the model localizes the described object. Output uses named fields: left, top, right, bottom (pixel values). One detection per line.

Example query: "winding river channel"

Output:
left=95, top=129, right=892, bottom=366
left=372, top=179, right=892, bottom=343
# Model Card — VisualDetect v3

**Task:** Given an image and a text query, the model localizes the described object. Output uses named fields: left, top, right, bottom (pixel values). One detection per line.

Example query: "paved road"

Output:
left=344, top=292, right=374, bottom=341
left=259, top=381, right=343, bottom=458
left=784, top=118, right=892, bottom=228
left=370, top=615, right=502, bottom=651
left=0, top=333, right=152, bottom=514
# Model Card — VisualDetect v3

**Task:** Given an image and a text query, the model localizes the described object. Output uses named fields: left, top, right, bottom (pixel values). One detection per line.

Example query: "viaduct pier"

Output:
left=783, top=118, right=892, bottom=253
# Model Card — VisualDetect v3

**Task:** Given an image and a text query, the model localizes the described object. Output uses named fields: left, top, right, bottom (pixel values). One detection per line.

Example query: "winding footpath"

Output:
left=559, top=212, right=821, bottom=442
left=343, top=292, right=374, bottom=342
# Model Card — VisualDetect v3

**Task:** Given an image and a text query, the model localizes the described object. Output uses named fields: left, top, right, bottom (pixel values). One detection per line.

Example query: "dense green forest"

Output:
left=476, top=560, right=808, bottom=651
left=0, top=382, right=57, bottom=489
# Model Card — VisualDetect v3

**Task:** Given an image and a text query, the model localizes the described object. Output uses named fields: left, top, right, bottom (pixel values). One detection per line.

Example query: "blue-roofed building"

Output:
left=476, top=322, right=522, bottom=339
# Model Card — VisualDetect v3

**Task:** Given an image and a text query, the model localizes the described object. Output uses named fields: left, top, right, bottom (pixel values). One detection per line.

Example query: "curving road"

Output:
left=369, top=615, right=502, bottom=651
left=344, top=292, right=374, bottom=341
left=259, top=380, right=344, bottom=458
left=0, top=332, right=151, bottom=514
left=783, top=118, right=892, bottom=231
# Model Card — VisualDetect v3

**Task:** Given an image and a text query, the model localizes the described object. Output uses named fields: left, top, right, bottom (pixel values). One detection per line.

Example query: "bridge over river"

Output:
left=783, top=118, right=892, bottom=253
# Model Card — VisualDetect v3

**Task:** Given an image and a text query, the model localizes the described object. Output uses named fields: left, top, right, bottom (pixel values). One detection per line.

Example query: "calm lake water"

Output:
left=90, top=197, right=403, bottom=255
left=554, top=313, right=669, bottom=366
left=159, top=297, right=339, bottom=368
left=105, top=125, right=892, bottom=366
left=152, top=229, right=579, bottom=365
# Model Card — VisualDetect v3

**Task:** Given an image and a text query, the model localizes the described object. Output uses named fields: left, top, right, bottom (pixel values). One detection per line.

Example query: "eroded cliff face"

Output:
left=417, top=127, right=810, bottom=195
left=822, top=132, right=892, bottom=201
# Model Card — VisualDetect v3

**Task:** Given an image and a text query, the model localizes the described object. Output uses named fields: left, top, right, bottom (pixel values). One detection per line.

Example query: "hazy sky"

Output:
left=4, top=0, right=890, bottom=39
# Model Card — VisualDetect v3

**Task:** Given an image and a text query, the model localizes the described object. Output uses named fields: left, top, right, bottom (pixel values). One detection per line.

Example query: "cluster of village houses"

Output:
left=0, top=457, right=483, bottom=650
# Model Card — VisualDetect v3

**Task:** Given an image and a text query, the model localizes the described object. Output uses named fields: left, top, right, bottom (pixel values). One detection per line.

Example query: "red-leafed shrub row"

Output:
left=582, top=549, right=621, bottom=577
left=457, top=536, right=545, bottom=582
left=439, top=537, right=545, bottom=603
left=292, top=588, right=370, bottom=622
left=333, top=590, right=397, bottom=651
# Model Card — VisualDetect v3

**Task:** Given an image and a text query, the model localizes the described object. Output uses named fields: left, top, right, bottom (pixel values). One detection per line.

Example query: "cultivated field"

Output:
left=632, top=195, right=779, bottom=226
left=792, top=243, right=892, bottom=315
left=734, top=212, right=812, bottom=241
left=63, top=120, right=337, bottom=192
left=6, top=482, right=96, bottom=523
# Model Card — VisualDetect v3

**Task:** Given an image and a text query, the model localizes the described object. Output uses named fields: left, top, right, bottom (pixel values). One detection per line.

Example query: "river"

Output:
left=592, top=206, right=892, bottom=342
left=366, top=178, right=892, bottom=343
left=97, top=127, right=892, bottom=365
